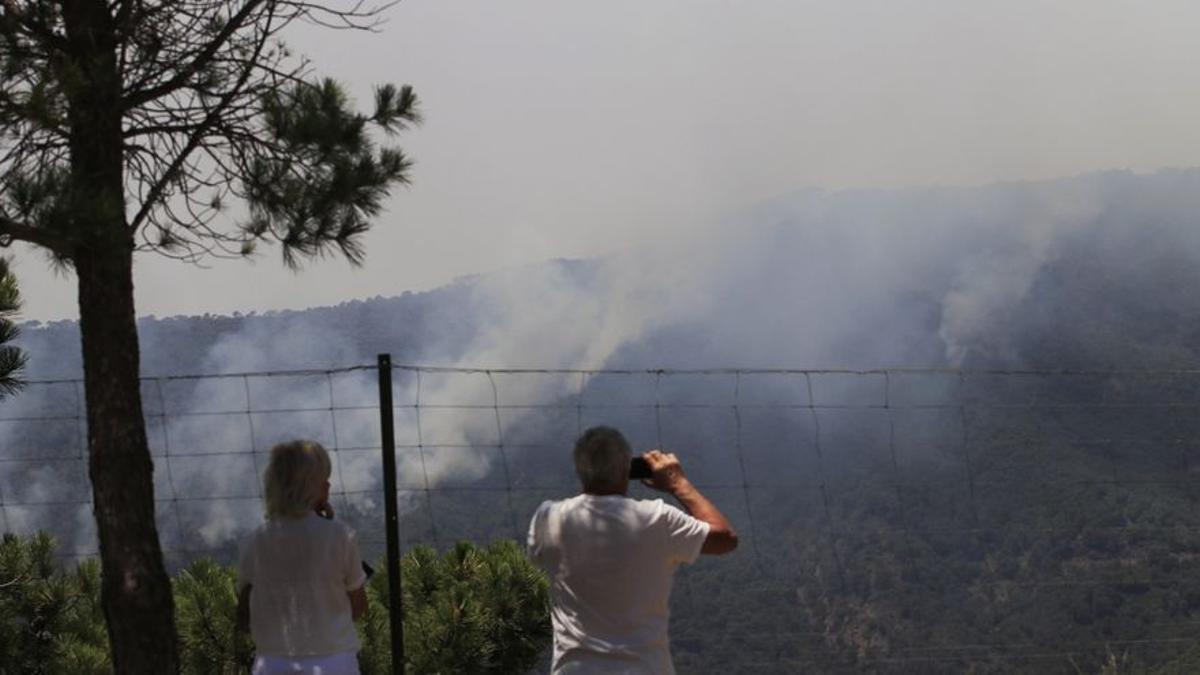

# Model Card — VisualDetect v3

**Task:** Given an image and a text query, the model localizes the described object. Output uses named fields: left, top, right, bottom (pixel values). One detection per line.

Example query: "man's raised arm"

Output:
left=643, top=450, right=739, bottom=555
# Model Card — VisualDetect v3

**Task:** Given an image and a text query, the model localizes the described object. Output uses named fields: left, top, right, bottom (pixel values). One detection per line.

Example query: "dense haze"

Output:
left=22, top=168, right=1200, bottom=378
left=7, top=167, right=1200, bottom=529
left=20, top=1, right=1200, bottom=322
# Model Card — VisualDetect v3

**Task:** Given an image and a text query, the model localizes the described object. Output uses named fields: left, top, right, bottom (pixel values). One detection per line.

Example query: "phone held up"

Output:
left=629, top=457, right=652, bottom=480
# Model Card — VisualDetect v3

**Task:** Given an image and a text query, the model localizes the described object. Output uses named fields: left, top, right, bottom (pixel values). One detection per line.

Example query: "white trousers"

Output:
left=252, top=652, right=360, bottom=675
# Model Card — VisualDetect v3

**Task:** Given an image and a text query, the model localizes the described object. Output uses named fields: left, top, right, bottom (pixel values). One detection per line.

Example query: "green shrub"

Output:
left=0, top=533, right=550, bottom=674
left=174, top=558, right=254, bottom=674
left=0, top=532, right=108, bottom=674
left=359, top=540, right=551, bottom=674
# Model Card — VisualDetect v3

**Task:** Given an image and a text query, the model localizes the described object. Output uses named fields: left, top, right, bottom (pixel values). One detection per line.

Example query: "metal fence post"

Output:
left=377, top=353, right=404, bottom=673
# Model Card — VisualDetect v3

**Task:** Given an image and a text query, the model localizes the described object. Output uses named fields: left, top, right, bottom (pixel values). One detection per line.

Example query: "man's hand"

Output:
left=642, top=449, right=690, bottom=494
left=641, top=448, right=739, bottom=555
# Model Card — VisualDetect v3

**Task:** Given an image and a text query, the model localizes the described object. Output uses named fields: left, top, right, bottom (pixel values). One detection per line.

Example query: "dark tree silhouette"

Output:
left=0, top=2, right=419, bottom=670
left=0, top=257, right=25, bottom=396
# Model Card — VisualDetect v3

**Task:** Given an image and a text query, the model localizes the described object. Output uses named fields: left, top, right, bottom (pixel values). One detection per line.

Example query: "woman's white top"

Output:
left=238, top=513, right=367, bottom=657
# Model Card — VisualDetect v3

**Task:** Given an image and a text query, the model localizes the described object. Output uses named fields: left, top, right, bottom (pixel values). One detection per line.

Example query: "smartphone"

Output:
left=629, top=457, right=652, bottom=479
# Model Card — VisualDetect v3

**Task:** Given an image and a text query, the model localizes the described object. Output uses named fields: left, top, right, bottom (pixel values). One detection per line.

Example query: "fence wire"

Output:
left=3, top=364, right=1200, bottom=672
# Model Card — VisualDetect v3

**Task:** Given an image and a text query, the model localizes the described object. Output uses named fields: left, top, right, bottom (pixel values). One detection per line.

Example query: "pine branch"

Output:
left=126, top=3, right=274, bottom=232
left=0, top=213, right=65, bottom=250
left=121, top=0, right=269, bottom=109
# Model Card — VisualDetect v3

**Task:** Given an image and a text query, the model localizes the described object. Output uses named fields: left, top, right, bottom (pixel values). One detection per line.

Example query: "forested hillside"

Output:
left=8, top=170, right=1200, bottom=672
left=18, top=270, right=505, bottom=379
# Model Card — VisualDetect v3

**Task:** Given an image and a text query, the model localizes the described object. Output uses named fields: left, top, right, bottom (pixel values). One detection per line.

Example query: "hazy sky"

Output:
left=15, top=0, right=1200, bottom=321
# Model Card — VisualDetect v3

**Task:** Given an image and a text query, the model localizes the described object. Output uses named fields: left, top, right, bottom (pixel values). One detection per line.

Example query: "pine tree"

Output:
left=360, top=540, right=552, bottom=674
left=0, top=533, right=109, bottom=674
left=0, top=3, right=419, bottom=669
left=174, top=559, right=254, bottom=674
left=0, top=257, right=25, bottom=396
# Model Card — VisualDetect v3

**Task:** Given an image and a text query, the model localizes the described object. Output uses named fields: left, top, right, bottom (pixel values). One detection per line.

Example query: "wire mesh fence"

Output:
left=4, top=363, right=1200, bottom=672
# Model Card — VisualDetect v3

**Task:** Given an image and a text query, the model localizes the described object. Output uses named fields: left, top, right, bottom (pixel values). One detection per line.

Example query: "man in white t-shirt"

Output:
left=527, top=426, right=739, bottom=674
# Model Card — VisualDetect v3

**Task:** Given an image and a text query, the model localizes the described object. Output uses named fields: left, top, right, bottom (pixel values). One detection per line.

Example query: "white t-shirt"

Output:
left=527, top=494, right=711, bottom=674
left=237, top=513, right=367, bottom=658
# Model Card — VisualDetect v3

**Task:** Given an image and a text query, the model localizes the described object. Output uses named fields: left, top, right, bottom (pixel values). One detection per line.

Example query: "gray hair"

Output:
left=263, top=439, right=331, bottom=519
left=573, top=426, right=631, bottom=491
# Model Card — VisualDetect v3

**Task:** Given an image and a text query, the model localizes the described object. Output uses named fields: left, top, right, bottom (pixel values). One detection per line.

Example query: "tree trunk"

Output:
left=60, top=1, right=179, bottom=671
left=76, top=245, right=179, bottom=673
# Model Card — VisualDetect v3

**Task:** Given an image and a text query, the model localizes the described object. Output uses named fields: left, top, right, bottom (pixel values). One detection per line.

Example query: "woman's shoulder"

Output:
left=309, top=514, right=359, bottom=541
left=236, top=521, right=269, bottom=555
left=247, top=513, right=359, bottom=544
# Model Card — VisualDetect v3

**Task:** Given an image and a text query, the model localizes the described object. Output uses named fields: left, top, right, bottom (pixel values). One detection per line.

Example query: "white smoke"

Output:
left=937, top=179, right=1104, bottom=364
left=9, top=167, right=1200, bottom=557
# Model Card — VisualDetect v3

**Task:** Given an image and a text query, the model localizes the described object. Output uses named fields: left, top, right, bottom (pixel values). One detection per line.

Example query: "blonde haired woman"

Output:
left=237, top=440, right=368, bottom=675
